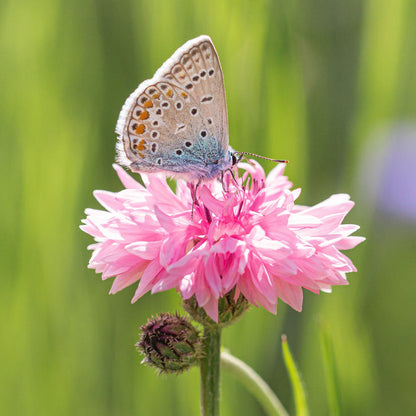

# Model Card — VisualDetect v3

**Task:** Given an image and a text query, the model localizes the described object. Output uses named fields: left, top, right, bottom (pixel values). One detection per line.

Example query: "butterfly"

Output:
left=116, top=35, right=286, bottom=184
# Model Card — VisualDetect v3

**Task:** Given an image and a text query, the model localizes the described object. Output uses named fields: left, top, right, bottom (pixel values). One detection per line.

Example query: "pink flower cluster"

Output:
left=81, top=162, right=364, bottom=322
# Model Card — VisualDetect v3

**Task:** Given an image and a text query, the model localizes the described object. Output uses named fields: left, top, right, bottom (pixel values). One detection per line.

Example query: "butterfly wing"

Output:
left=116, top=35, right=230, bottom=181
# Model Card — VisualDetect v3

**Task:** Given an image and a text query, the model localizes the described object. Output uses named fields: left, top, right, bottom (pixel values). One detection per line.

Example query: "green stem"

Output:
left=221, top=350, right=289, bottom=416
left=200, top=325, right=222, bottom=416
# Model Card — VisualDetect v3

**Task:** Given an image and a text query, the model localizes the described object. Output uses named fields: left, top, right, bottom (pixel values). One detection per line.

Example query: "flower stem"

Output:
left=200, top=324, right=222, bottom=416
left=221, top=350, right=289, bottom=416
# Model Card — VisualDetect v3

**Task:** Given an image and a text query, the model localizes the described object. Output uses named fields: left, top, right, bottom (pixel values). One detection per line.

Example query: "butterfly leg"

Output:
left=190, top=179, right=202, bottom=221
left=219, top=170, right=227, bottom=192
left=226, top=168, right=239, bottom=187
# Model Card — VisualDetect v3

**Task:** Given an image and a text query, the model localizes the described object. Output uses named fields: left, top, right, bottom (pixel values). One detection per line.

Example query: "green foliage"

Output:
left=1, top=0, right=416, bottom=415
left=282, top=336, right=309, bottom=416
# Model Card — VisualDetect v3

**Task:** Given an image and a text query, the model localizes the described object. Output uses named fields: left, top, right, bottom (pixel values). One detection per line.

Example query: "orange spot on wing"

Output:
left=180, top=92, right=188, bottom=98
left=139, top=110, right=149, bottom=120
left=144, top=100, right=153, bottom=108
left=166, top=88, right=173, bottom=97
left=152, top=93, right=160, bottom=99
left=137, top=139, right=146, bottom=151
left=135, top=124, right=145, bottom=134
left=138, top=153, right=144, bottom=158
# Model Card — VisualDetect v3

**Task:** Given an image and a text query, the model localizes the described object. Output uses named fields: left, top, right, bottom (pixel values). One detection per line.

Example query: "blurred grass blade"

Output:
left=221, top=350, right=289, bottom=416
left=281, top=335, right=309, bottom=416
left=320, top=322, right=342, bottom=416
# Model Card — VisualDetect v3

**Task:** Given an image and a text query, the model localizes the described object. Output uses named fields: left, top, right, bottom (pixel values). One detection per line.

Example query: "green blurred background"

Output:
left=2, top=0, right=416, bottom=414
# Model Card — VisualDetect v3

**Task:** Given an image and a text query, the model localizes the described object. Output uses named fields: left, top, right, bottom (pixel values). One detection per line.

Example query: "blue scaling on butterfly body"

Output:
left=130, top=135, right=233, bottom=181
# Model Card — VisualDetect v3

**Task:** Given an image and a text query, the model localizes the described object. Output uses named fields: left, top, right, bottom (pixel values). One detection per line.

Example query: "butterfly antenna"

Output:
left=237, top=152, right=289, bottom=164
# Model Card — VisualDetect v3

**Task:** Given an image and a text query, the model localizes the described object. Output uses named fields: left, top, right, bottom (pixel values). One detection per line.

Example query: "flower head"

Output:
left=81, top=162, right=364, bottom=322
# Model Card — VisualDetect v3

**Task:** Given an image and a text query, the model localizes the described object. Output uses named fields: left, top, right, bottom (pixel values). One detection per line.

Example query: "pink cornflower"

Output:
left=81, top=162, right=364, bottom=322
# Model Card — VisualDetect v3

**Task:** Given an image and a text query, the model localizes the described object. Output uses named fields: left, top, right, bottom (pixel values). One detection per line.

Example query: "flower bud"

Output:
left=137, top=313, right=201, bottom=374
left=183, top=289, right=250, bottom=327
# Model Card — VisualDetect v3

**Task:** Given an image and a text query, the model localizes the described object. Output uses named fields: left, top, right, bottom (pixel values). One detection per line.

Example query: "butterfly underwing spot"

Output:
left=190, top=107, right=198, bottom=116
left=152, top=120, right=159, bottom=126
left=180, top=91, right=188, bottom=99
left=133, top=138, right=138, bottom=144
left=166, top=88, right=174, bottom=98
left=200, top=130, right=207, bottom=138
left=151, top=143, right=157, bottom=153
left=161, top=101, right=170, bottom=108
left=176, top=149, right=183, bottom=155
left=129, top=120, right=140, bottom=133
left=172, top=64, right=187, bottom=82
left=151, top=131, right=159, bottom=139
left=135, top=124, right=145, bottom=134
left=190, top=47, right=200, bottom=63
left=185, top=141, right=192, bottom=147
left=181, top=55, right=192, bottom=70
left=136, top=139, right=146, bottom=151
left=146, top=87, right=161, bottom=100
left=140, top=96, right=148, bottom=104
left=201, top=95, right=213, bottom=103
left=192, top=75, right=200, bottom=83
left=185, top=83, right=193, bottom=90
left=207, top=118, right=213, bottom=124
left=201, top=43, right=211, bottom=60
left=176, top=124, right=186, bottom=133
left=138, top=110, right=149, bottom=120
left=200, top=70, right=207, bottom=78
left=159, top=84, right=168, bottom=91
left=175, top=101, right=183, bottom=110
left=143, top=100, right=153, bottom=108
left=155, top=109, right=162, bottom=115
left=157, top=158, right=162, bottom=165
left=208, top=68, right=215, bottom=76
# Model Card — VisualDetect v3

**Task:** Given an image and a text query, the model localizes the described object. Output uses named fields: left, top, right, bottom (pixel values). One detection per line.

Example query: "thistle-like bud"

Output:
left=137, top=313, right=201, bottom=374
left=183, top=289, right=250, bottom=328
